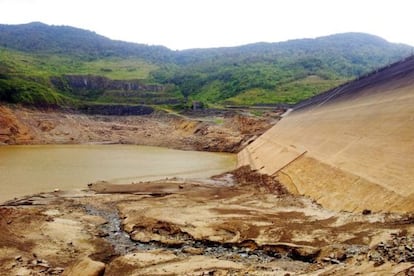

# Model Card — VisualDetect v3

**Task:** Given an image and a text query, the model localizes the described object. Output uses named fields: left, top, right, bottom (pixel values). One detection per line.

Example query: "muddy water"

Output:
left=0, top=145, right=236, bottom=202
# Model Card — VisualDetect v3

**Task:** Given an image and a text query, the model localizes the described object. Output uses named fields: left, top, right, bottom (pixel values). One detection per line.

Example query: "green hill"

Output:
left=0, top=22, right=412, bottom=108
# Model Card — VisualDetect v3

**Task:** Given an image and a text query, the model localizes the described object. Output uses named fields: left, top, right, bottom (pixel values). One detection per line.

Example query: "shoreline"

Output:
left=0, top=144, right=236, bottom=204
left=0, top=104, right=278, bottom=153
left=1, top=167, right=414, bottom=275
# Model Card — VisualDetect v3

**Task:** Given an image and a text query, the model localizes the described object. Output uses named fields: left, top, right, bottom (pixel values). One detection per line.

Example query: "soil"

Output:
left=0, top=105, right=277, bottom=152
left=1, top=167, right=414, bottom=275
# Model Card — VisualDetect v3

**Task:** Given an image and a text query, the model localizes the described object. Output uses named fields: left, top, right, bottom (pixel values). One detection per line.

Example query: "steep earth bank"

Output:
left=1, top=167, right=413, bottom=275
left=0, top=104, right=276, bottom=152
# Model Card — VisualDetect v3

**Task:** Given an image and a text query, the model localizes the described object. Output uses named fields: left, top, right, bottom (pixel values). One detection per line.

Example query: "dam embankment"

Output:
left=238, top=56, right=414, bottom=212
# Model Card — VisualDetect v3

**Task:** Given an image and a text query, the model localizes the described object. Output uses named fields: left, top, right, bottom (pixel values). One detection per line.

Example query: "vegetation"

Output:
left=0, top=22, right=412, bottom=108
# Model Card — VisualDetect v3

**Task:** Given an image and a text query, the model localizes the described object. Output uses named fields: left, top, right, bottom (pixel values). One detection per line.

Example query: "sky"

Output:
left=0, top=0, right=412, bottom=50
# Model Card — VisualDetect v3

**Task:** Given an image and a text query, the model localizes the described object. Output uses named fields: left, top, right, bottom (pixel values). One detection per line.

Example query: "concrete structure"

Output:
left=238, top=57, right=414, bottom=212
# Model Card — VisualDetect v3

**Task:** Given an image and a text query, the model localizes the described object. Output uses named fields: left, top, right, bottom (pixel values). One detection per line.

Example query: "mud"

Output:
left=1, top=167, right=414, bottom=275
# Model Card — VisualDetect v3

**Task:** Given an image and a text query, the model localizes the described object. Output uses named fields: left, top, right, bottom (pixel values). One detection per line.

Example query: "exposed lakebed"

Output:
left=0, top=144, right=235, bottom=202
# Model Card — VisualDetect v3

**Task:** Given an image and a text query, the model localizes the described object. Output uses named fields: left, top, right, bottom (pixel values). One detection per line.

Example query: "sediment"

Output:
left=1, top=167, right=413, bottom=275
left=0, top=104, right=275, bottom=152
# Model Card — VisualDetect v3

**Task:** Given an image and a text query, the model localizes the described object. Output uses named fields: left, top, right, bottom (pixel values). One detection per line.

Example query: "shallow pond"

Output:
left=0, top=145, right=236, bottom=202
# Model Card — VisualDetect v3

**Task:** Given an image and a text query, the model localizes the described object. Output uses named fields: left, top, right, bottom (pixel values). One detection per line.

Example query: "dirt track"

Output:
left=1, top=167, right=414, bottom=275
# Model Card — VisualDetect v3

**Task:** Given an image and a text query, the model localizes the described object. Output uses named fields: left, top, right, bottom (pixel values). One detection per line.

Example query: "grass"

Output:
left=226, top=76, right=346, bottom=105
left=250, top=110, right=264, bottom=117
left=0, top=48, right=348, bottom=108
left=0, top=48, right=158, bottom=80
left=213, top=117, right=224, bottom=125
left=74, top=58, right=158, bottom=80
left=0, top=47, right=165, bottom=106
left=189, top=80, right=223, bottom=104
left=0, top=77, right=74, bottom=106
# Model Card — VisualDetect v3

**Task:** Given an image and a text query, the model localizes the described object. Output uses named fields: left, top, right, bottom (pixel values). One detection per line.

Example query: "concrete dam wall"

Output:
left=238, top=56, right=414, bottom=212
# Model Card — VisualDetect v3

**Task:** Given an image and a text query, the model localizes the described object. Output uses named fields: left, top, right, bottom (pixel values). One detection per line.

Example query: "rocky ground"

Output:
left=1, top=167, right=414, bottom=275
left=1, top=104, right=414, bottom=275
left=0, top=105, right=277, bottom=152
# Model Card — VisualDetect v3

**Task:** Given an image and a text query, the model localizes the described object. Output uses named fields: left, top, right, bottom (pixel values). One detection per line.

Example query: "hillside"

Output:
left=0, top=22, right=412, bottom=108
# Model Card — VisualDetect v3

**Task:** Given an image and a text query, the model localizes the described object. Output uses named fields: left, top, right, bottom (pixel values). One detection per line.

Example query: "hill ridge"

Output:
left=0, top=22, right=413, bottom=107
left=293, top=55, right=414, bottom=111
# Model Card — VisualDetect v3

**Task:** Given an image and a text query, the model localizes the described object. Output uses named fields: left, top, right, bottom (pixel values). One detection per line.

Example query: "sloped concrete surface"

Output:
left=238, top=56, right=414, bottom=212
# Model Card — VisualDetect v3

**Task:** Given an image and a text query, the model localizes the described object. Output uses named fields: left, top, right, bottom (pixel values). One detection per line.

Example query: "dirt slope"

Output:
left=0, top=106, right=33, bottom=144
left=238, top=56, right=414, bottom=213
left=0, top=105, right=273, bottom=152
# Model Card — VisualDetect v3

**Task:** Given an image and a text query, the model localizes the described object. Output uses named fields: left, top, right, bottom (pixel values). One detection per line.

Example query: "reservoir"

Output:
left=0, top=145, right=236, bottom=203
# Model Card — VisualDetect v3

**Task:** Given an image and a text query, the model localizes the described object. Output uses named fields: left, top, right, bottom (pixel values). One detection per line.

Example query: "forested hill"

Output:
left=0, top=22, right=412, bottom=107
left=0, top=22, right=172, bottom=62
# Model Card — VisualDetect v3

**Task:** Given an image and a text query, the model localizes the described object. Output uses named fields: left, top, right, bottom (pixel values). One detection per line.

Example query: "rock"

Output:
left=322, top=257, right=341, bottom=264
left=290, top=245, right=321, bottom=262
left=38, top=121, right=55, bottom=132
left=79, top=103, right=154, bottom=116
left=37, top=262, right=50, bottom=268
left=373, top=258, right=385, bottom=267
left=183, top=246, right=204, bottom=255
left=362, top=209, right=372, bottom=215
left=52, top=267, right=65, bottom=273
left=96, top=231, right=109, bottom=238
left=330, top=250, right=347, bottom=261
left=62, top=257, right=105, bottom=276
left=368, top=250, right=385, bottom=267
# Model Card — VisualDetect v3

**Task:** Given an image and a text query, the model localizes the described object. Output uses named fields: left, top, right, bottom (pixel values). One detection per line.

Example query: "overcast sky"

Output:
left=0, top=0, right=412, bottom=50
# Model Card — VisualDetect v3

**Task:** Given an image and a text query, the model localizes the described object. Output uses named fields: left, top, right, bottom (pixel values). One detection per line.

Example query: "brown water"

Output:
left=0, top=145, right=236, bottom=203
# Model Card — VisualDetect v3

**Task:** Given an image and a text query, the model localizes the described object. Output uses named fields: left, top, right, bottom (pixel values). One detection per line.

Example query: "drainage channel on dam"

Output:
left=83, top=204, right=294, bottom=264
